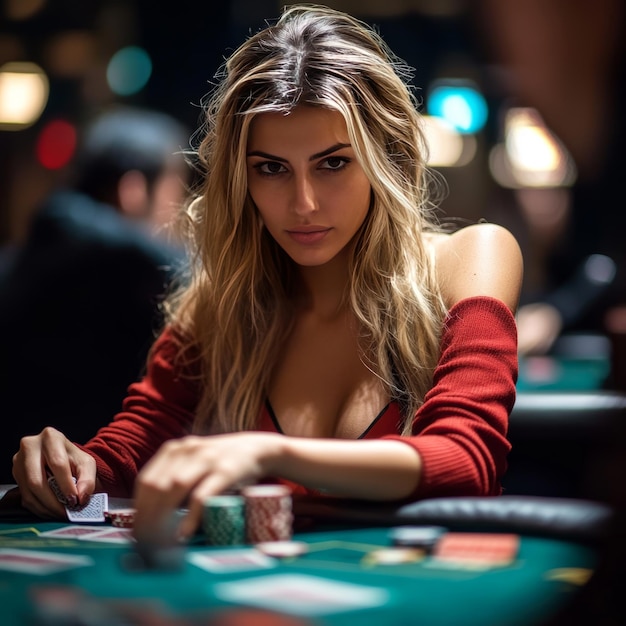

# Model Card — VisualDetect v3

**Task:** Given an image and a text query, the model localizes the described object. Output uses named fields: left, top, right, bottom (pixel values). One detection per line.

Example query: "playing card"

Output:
left=430, top=532, right=520, bottom=569
left=188, top=549, right=277, bottom=573
left=0, top=549, right=93, bottom=574
left=79, top=528, right=134, bottom=544
left=66, top=493, right=108, bottom=523
left=39, top=525, right=107, bottom=539
left=213, top=573, right=389, bottom=615
left=47, top=475, right=77, bottom=506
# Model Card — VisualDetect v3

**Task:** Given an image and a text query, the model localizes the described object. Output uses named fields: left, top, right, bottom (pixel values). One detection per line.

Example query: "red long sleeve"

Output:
left=383, top=296, right=518, bottom=498
left=79, top=296, right=517, bottom=500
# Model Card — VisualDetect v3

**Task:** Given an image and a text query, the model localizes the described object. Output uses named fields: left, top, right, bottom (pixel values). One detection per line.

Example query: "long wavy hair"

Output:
left=165, top=4, right=448, bottom=436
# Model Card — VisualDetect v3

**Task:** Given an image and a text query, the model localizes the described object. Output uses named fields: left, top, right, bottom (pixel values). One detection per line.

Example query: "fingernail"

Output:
left=66, top=495, right=78, bottom=508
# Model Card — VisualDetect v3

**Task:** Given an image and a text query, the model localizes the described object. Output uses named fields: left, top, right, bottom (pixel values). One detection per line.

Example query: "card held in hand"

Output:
left=47, top=475, right=77, bottom=506
left=66, top=493, right=108, bottom=523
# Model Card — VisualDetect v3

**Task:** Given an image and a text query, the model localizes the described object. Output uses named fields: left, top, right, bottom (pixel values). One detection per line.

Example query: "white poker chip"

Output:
left=255, top=540, right=308, bottom=558
left=365, top=547, right=425, bottom=564
left=390, top=525, right=446, bottom=547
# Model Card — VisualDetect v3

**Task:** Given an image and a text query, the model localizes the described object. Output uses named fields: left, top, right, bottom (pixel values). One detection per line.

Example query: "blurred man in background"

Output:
left=0, top=105, right=190, bottom=482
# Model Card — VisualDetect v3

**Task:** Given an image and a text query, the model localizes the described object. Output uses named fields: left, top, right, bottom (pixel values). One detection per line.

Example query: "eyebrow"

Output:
left=246, top=142, right=352, bottom=162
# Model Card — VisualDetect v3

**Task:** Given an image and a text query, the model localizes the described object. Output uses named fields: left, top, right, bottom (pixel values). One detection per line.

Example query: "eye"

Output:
left=319, top=156, right=350, bottom=171
left=255, top=161, right=287, bottom=176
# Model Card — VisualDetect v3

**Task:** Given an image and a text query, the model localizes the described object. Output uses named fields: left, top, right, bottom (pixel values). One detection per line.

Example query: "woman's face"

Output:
left=246, top=106, right=372, bottom=268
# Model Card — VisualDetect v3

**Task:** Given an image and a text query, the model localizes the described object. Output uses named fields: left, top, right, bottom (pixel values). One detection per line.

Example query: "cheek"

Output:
left=247, top=183, right=266, bottom=217
left=250, top=194, right=270, bottom=225
left=351, top=182, right=372, bottom=221
left=248, top=190, right=278, bottom=234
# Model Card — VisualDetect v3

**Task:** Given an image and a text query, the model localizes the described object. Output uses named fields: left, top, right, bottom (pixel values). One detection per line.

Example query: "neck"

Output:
left=296, top=253, right=351, bottom=321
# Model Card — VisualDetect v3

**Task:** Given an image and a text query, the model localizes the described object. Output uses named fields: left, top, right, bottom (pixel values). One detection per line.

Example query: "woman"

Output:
left=12, top=5, right=522, bottom=540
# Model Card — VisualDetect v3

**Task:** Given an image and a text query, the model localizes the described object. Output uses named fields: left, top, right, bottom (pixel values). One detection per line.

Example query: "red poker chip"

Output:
left=112, top=520, right=134, bottom=529
left=243, top=485, right=293, bottom=543
left=108, top=508, right=136, bottom=528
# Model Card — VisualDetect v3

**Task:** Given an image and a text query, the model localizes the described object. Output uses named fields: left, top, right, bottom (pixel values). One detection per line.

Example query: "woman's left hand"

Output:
left=132, top=432, right=285, bottom=541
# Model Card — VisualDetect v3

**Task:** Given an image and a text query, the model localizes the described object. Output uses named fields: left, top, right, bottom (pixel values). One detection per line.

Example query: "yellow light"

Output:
left=423, top=115, right=464, bottom=167
left=422, top=116, right=477, bottom=168
left=0, top=62, right=49, bottom=130
left=503, top=107, right=576, bottom=188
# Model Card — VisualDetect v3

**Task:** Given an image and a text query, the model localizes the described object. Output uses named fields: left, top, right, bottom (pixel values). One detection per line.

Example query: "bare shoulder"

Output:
left=427, top=223, right=523, bottom=312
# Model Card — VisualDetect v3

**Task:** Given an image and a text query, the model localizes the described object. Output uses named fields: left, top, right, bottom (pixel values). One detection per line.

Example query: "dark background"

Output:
left=1, top=0, right=624, bottom=310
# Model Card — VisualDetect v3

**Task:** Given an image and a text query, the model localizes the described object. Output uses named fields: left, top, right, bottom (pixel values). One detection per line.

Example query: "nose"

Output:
left=290, top=173, right=318, bottom=216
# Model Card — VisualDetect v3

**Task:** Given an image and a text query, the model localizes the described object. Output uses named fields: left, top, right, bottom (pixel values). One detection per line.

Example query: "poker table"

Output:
left=517, top=354, right=610, bottom=392
left=516, top=330, right=614, bottom=393
left=0, top=491, right=608, bottom=626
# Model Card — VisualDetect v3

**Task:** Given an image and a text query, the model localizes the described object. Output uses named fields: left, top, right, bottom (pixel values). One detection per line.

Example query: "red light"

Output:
left=35, top=119, right=77, bottom=170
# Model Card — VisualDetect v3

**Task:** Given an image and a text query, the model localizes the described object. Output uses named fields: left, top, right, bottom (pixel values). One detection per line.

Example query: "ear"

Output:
left=117, top=169, right=150, bottom=218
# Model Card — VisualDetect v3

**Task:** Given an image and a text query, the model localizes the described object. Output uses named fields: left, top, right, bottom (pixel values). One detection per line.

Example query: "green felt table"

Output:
left=517, top=355, right=610, bottom=392
left=0, top=520, right=596, bottom=626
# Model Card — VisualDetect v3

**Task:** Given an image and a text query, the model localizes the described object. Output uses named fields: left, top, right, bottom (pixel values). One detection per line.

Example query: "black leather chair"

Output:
left=504, top=391, right=626, bottom=500
left=293, top=494, right=612, bottom=546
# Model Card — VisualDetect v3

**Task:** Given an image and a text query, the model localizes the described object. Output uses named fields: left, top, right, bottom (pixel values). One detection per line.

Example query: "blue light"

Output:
left=427, top=84, right=488, bottom=134
left=106, top=46, right=152, bottom=96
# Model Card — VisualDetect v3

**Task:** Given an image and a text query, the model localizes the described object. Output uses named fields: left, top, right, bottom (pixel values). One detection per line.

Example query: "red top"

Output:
left=82, top=296, right=517, bottom=500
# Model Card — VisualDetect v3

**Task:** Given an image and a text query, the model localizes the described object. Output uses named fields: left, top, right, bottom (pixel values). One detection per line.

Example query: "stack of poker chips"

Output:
left=107, top=509, right=136, bottom=528
left=202, top=494, right=246, bottom=545
left=203, top=484, right=293, bottom=546
left=242, top=485, right=293, bottom=543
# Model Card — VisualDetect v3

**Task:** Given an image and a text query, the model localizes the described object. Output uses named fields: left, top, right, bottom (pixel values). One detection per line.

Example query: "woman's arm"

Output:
left=271, top=224, right=523, bottom=497
left=432, top=222, right=523, bottom=312
left=384, top=295, right=518, bottom=497
left=134, top=224, right=523, bottom=539
left=269, top=436, right=423, bottom=499
left=12, top=327, right=199, bottom=518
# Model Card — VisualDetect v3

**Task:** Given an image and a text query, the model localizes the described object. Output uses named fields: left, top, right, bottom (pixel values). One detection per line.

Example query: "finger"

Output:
left=71, top=453, right=97, bottom=505
left=40, top=428, right=78, bottom=503
left=25, top=493, right=65, bottom=519
left=17, top=472, right=66, bottom=519
left=13, top=436, right=66, bottom=518
left=132, top=474, right=192, bottom=543
left=132, top=439, right=207, bottom=538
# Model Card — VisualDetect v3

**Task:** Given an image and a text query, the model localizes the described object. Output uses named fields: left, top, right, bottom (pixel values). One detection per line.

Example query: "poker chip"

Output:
left=242, top=485, right=293, bottom=544
left=389, top=525, right=447, bottom=550
left=364, top=547, right=425, bottom=565
left=203, top=495, right=246, bottom=546
left=107, top=508, right=136, bottom=528
left=255, top=540, right=308, bottom=558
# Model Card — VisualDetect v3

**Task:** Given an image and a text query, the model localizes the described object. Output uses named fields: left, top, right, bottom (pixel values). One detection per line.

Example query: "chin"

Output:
left=291, top=257, right=328, bottom=268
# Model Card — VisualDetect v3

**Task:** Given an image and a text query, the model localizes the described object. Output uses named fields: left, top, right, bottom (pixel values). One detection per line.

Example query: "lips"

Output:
left=286, top=227, right=331, bottom=244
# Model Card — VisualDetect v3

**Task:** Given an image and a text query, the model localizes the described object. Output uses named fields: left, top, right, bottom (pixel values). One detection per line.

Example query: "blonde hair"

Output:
left=167, top=4, right=447, bottom=436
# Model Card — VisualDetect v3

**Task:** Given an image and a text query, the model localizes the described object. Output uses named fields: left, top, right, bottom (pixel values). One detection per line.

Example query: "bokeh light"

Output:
left=0, top=62, right=49, bottom=130
left=422, top=115, right=478, bottom=168
left=35, top=118, right=77, bottom=170
left=45, top=31, right=97, bottom=78
left=491, top=107, right=577, bottom=188
left=423, top=116, right=463, bottom=167
left=427, top=81, right=488, bottom=134
left=4, top=0, right=47, bottom=20
left=106, top=46, right=152, bottom=96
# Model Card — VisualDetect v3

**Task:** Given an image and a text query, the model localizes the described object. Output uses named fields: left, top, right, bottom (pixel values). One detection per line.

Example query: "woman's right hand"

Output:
left=12, top=427, right=97, bottom=519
